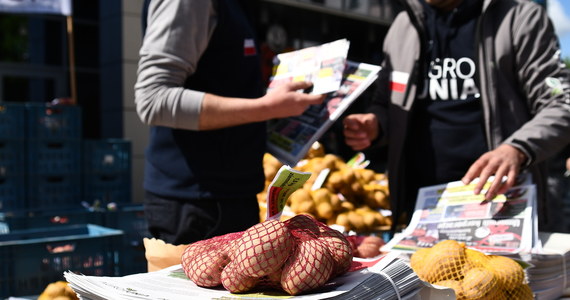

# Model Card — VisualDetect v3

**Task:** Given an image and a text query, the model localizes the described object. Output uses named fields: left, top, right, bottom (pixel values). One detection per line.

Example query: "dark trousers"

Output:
left=144, top=191, right=260, bottom=245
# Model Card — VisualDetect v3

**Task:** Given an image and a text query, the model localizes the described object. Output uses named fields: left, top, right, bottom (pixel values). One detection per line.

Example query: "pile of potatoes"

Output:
left=181, top=214, right=353, bottom=296
left=38, top=281, right=78, bottom=300
left=258, top=147, right=392, bottom=233
left=410, top=240, right=533, bottom=299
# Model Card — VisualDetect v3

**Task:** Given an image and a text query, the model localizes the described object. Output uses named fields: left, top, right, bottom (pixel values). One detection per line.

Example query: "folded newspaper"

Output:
left=266, top=39, right=380, bottom=167
left=267, top=60, right=380, bottom=166
left=64, top=252, right=424, bottom=300
left=382, top=176, right=536, bottom=254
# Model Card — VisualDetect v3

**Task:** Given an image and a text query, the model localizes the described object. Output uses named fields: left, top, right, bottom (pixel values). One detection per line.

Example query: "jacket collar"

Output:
left=400, top=0, right=496, bottom=19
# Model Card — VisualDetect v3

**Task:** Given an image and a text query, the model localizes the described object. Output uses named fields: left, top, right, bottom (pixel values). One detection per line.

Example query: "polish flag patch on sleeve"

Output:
left=244, top=38, right=257, bottom=56
left=390, top=71, right=409, bottom=93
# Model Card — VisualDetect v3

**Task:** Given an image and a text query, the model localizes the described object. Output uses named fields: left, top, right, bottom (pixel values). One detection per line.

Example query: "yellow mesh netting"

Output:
left=410, top=240, right=533, bottom=300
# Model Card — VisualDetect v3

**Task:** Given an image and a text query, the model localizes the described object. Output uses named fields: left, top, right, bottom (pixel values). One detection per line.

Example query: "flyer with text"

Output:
left=267, top=60, right=380, bottom=166
left=382, top=180, right=535, bottom=254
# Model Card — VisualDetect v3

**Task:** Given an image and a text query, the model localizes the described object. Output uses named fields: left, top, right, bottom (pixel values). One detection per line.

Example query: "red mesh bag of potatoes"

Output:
left=181, top=231, right=242, bottom=287
left=409, top=240, right=533, bottom=300
left=284, top=214, right=353, bottom=276
left=181, top=214, right=353, bottom=296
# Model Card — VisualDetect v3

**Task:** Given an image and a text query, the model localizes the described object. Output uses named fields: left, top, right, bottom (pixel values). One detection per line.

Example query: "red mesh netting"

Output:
left=181, top=214, right=353, bottom=295
left=181, top=231, right=242, bottom=287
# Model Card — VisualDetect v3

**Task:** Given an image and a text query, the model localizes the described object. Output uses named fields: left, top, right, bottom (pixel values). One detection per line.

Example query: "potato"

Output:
left=293, top=199, right=316, bottom=215
left=340, top=201, right=355, bottom=211
left=311, top=188, right=332, bottom=204
left=461, top=267, right=500, bottom=299
left=356, top=236, right=384, bottom=258
left=347, top=211, right=365, bottom=232
left=289, top=189, right=312, bottom=205
left=356, top=242, right=380, bottom=258
left=335, top=212, right=351, bottom=230
left=316, top=201, right=334, bottom=220
left=361, top=212, right=377, bottom=230
left=221, top=261, right=259, bottom=293
left=486, top=255, right=524, bottom=291
left=182, top=248, right=230, bottom=287
left=258, top=268, right=283, bottom=290
left=410, top=247, right=433, bottom=281
left=325, top=171, right=344, bottom=191
left=284, top=214, right=321, bottom=237
left=233, top=220, right=294, bottom=277
left=329, top=193, right=342, bottom=212
left=281, top=238, right=335, bottom=295
left=318, top=227, right=353, bottom=275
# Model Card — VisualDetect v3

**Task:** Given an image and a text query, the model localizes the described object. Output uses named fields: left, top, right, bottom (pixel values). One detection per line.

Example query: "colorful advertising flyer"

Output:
left=382, top=179, right=535, bottom=254
left=267, top=61, right=380, bottom=166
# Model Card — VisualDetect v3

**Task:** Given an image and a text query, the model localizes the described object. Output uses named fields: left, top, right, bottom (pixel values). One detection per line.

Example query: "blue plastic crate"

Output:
left=0, top=102, right=26, bottom=139
left=0, top=175, right=26, bottom=212
left=0, top=224, right=122, bottom=297
left=27, top=139, right=81, bottom=175
left=83, top=139, right=131, bottom=174
left=0, top=139, right=26, bottom=176
left=27, top=173, right=82, bottom=210
left=26, top=103, right=82, bottom=139
left=103, top=204, right=150, bottom=275
left=1, top=208, right=104, bottom=231
left=83, top=172, right=131, bottom=205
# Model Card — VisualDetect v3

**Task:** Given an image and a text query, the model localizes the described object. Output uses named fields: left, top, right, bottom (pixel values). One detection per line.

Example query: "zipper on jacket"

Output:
left=400, top=0, right=426, bottom=110
left=474, top=1, right=494, bottom=151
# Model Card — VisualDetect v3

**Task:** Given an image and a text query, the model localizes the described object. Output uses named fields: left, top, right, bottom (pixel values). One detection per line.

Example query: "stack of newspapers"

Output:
left=506, top=232, right=570, bottom=300
left=64, top=252, right=423, bottom=300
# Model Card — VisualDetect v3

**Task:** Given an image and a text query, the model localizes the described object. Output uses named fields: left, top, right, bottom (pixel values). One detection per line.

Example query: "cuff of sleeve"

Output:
left=178, top=90, right=205, bottom=130
left=508, top=140, right=534, bottom=169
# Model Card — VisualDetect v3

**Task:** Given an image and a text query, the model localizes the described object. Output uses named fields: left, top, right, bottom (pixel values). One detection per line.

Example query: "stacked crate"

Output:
left=83, top=139, right=144, bottom=275
left=26, top=103, right=83, bottom=211
left=0, top=224, right=123, bottom=297
left=0, top=101, right=134, bottom=213
left=82, top=139, right=132, bottom=207
left=0, top=103, right=26, bottom=212
left=103, top=204, right=150, bottom=275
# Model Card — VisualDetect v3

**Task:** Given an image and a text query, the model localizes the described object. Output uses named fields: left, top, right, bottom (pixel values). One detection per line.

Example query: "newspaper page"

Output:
left=267, top=39, right=350, bottom=95
left=64, top=252, right=422, bottom=300
left=382, top=179, right=535, bottom=254
left=267, top=61, right=380, bottom=166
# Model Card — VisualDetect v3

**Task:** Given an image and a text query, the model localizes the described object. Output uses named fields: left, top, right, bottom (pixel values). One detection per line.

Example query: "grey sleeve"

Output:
left=505, top=4, right=570, bottom=165
left=134, top=0, right=216, bottom=130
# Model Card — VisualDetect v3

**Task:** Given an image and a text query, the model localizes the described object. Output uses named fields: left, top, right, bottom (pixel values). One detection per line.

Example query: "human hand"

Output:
left=461, top=144, right=527, bottom=201
left=565, top=157, right=570, bottom=177
left=261, top=81, right=325, bottom=118
left=342, top=113, right=379, bottom=151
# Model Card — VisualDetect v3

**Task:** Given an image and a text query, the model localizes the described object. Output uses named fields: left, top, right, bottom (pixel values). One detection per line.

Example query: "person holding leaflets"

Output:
left=342, top=0, right=570, bottom=232
left=135, top=0, right=325, bottom=245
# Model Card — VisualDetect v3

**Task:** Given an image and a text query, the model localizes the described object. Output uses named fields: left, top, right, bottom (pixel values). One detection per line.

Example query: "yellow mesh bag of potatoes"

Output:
left=409, top=240, right=533, bottom=300
left=180, top=214, right=353, bottom=296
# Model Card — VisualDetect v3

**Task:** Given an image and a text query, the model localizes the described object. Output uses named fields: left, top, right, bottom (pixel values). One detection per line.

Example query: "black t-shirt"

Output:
left=406, top=0, right=487, bottom=194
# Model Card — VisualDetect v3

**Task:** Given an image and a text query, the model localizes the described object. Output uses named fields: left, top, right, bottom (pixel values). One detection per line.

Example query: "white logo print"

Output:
left=419, top=57, right=480, bottom=100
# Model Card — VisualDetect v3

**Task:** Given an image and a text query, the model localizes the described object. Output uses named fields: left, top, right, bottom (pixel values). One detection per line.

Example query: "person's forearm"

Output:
left=198, top=81, right=325, bottom=130
left=198, top=93, right=267, bottom=130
